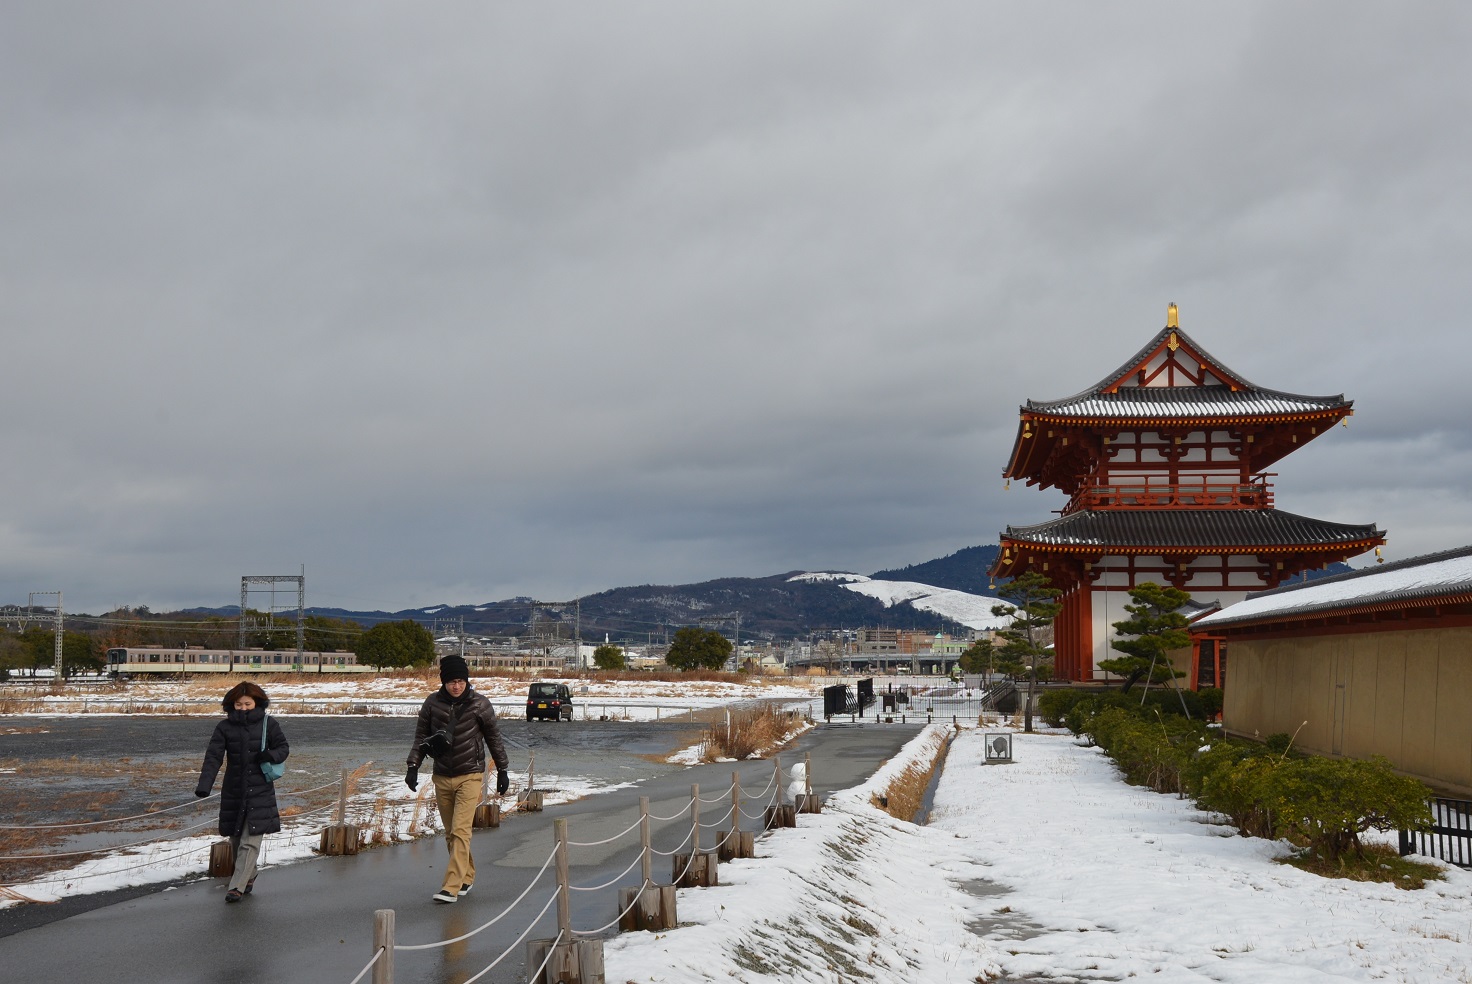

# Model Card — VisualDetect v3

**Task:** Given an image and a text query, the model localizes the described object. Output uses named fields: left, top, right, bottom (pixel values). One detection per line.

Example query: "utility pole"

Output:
left=29, top=591, right=63, bottom=680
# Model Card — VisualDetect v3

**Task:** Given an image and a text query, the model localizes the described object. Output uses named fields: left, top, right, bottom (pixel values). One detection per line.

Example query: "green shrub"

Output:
left=1037, top=688, right=1089, bottom=728
left=1197, top=687, right=1223, bottom=719
left=1083, top=706, right=1210, bottom=795
left=1257, top=755, right=1433, bottom=863
left=1264, top=732, right=1294, bottom=755
left=1198, top=751, right=1281, bottom=838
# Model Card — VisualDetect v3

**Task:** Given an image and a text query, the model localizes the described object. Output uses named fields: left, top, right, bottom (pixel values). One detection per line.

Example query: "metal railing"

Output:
left=1399, top=797, right=1472, bottom=868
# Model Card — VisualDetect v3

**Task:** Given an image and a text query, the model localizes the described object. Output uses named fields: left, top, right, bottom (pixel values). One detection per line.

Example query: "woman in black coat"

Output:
left=195, top=680, right=290, bottom=903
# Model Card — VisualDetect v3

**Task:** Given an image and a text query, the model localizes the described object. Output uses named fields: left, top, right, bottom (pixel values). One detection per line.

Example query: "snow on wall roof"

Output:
left=1196, top=544, right=1472, bottom=627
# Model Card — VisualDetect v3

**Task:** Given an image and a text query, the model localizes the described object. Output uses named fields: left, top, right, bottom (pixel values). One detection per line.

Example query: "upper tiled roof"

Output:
left=1026, top=385, right=1347, bottom=419
left=1002, top=509, right=1384, bottom=550
left=1196, top=544, right=1472, bottom=627
left=1024, top=325, right=1348, bottom=420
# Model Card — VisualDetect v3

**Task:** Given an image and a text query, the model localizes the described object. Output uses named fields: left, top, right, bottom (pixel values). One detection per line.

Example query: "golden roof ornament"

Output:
left=1166, top=302, right=1179, bottom=329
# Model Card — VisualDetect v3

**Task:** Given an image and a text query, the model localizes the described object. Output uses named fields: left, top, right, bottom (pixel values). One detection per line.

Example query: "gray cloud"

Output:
left=4, top=3, right=1470, bottom=613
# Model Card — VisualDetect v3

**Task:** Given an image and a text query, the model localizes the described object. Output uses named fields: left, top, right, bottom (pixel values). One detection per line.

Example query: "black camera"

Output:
left=419, top=729, right=450, bottom=759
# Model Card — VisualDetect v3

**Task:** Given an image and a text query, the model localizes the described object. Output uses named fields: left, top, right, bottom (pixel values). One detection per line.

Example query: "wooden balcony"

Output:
left=1067, top=476, right=1275, bottom=512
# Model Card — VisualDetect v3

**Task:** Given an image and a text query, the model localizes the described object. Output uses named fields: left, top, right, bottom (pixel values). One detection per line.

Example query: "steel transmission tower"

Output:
left=239, top=570, right=306, bottom=666
left=28, top=591, right=63, bottom=679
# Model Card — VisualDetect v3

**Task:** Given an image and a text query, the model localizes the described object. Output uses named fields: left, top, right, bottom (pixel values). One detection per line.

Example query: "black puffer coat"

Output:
left=195, top=700, right=290, bottom=837
left=408, top=686, right=509, bottom=777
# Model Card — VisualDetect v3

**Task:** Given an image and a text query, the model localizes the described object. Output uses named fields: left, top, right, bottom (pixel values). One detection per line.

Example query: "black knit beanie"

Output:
left=439, top=655, right=470, bottom=684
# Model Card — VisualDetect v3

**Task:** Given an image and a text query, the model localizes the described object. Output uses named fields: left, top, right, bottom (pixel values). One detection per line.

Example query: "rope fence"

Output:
left=353, top=754, right=811, bottom=984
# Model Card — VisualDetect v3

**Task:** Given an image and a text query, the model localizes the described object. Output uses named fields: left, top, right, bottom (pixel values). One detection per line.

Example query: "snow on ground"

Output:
left=606, top=723, right=1001, bottom=984
left=789, top=571, right=1011, bottom=631
left=611, top=727, right=1472, bottom=983
left=929, top=730, right=1472, bottom=983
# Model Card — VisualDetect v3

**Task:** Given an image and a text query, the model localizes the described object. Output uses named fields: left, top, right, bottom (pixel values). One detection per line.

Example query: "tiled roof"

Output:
left=1025, top=325, right=1348, bottom=419
left=1026, top=386, right=1347, bottom=418
left=1002, top=509, right=1383, bottom=549
left=1197, top=544, right=1472, bottom=627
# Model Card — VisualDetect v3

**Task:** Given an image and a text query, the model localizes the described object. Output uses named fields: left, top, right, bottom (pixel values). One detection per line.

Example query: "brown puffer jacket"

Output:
left=407, top=686, right=509, bottom=777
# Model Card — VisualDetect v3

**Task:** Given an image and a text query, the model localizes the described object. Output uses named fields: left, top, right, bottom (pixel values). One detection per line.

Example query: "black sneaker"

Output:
left=458, top=883, right=472, bottom=897
left=244, top=878, right=256, bottom=895
left=225, top=889, right=243, bottom=903
left=431, top=890, right=458, bottom=904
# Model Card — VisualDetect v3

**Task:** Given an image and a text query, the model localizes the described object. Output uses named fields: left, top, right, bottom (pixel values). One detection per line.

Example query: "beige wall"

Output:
left=1223, top=626, right=1472, bottom=795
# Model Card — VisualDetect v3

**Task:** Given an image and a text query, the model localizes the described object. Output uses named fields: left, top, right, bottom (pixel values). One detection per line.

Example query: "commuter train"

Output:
left=105, top=646, right=374, bottom=677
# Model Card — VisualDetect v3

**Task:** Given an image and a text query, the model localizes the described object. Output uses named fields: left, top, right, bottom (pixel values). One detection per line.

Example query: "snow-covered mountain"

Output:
left=788, top=572, right=1011, bottom=630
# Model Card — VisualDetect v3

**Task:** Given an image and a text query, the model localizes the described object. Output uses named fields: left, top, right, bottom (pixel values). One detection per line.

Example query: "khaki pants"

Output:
left=432, top=772, right=483, bottom=894
left=228, top=830, right=264, bottom=893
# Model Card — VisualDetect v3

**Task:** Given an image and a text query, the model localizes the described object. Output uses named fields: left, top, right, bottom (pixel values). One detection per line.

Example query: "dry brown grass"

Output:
left=1281, top=843, right=1446, bottom=890
left=699, top=705, right=803, bottom=762
left=872, top=730, right=955, bottom=823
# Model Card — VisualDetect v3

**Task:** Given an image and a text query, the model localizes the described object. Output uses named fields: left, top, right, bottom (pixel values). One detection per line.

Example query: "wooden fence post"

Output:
left=320, top=766, right=361, bottom=856
left=474, top=769, right=500, bottom=828
left=673, top=783, right=717, bottom=887
left=555, top=818, right=571, bottom=939
left=372, top=909, right=394, bottom=984
left=521, top=753, right=544, bottom=812
left=620, top=796, right=677, bottom=931
left=797, top=752, right=821, bottom=814
left=526, top=819, right=602, bottom=984
left=208, top=840, right=235, bottom=877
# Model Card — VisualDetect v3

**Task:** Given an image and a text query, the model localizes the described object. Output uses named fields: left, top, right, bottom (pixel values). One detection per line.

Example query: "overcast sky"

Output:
left=4, top=3, right=1470, bottom=615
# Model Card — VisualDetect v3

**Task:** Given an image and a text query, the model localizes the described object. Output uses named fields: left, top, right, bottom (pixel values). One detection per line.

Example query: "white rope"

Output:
left=647, top=825, right=694, bottom=857
left=566, top=813, right=644, bottom=848
left=0, top=817, right=217, bottom=861
left=568, top=849, right=644, bottom=893
left=393, top=842, right=560, bottom=951
left=746, top=766, right=779, bottom=798
left=696, top=783, right=734, bottom=805
left=0, top=793, right=218, bottom=830
left=459, top=895, right=561, bottom=984
left=344, top=947, right=383, bottom=984
left=573, top=879, right=650, bottom=936
left=280, top=778, right=345, bottom=798
left=647, top=801, right=691, bottom=823
left=701, top=803, right=736, bottom=828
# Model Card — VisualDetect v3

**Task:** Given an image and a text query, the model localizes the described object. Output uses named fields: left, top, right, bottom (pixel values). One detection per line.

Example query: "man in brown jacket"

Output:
left=406, top=655, right=510, bottom=903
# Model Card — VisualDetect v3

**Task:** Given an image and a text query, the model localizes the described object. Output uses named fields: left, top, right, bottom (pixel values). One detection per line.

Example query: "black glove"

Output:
left=496, top=769, right=509, bottom=795
left=405, top=766, right=419, bottom=791
left=253, top=750, right=272, bottom=764
left=194, top=788, right=209, bottom=798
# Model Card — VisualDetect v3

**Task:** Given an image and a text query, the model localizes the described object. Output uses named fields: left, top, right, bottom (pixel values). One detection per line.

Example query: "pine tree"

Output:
left=990, top=572, right=1061, bottom=733
left=1099, top=581, right=1192, bottom=698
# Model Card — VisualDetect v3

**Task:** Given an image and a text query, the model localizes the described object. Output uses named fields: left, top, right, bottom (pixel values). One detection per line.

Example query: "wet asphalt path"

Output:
left=0, top=721, right=921, bottom=984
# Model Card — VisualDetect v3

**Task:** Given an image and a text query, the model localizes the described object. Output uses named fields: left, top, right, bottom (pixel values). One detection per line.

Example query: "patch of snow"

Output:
left=840, top=578, right=1011, bottom=630
left=786, top=571, right=871, bottom=583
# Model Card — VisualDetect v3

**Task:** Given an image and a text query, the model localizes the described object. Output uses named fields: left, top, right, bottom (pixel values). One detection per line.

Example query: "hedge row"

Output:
left=1039, top=688, right=1433, bottom=864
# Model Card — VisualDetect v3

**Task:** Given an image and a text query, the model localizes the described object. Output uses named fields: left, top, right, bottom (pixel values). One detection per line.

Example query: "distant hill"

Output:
left=184, top=547, right=1007, bottom=640
left=870, top=545, right=1001, bottom=594
left=177, top=547, right=1358, bottom=643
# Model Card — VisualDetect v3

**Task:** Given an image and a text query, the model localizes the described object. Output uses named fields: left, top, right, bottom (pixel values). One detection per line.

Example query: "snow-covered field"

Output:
left=1, top=674, right=825, bottom=720
left=611, top=728, right=1472, bottom=984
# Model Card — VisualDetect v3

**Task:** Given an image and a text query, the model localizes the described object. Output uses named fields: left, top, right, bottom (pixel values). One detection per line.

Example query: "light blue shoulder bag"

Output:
left=259, top=711, right=285, bottom=782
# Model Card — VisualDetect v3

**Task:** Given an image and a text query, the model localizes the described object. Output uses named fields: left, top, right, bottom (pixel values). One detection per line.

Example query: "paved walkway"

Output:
left=0, top=722, right=921, bottom=984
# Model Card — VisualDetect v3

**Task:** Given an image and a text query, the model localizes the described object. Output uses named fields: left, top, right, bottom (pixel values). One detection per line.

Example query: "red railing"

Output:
left=1068, top=475, right=1275, bottom=512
